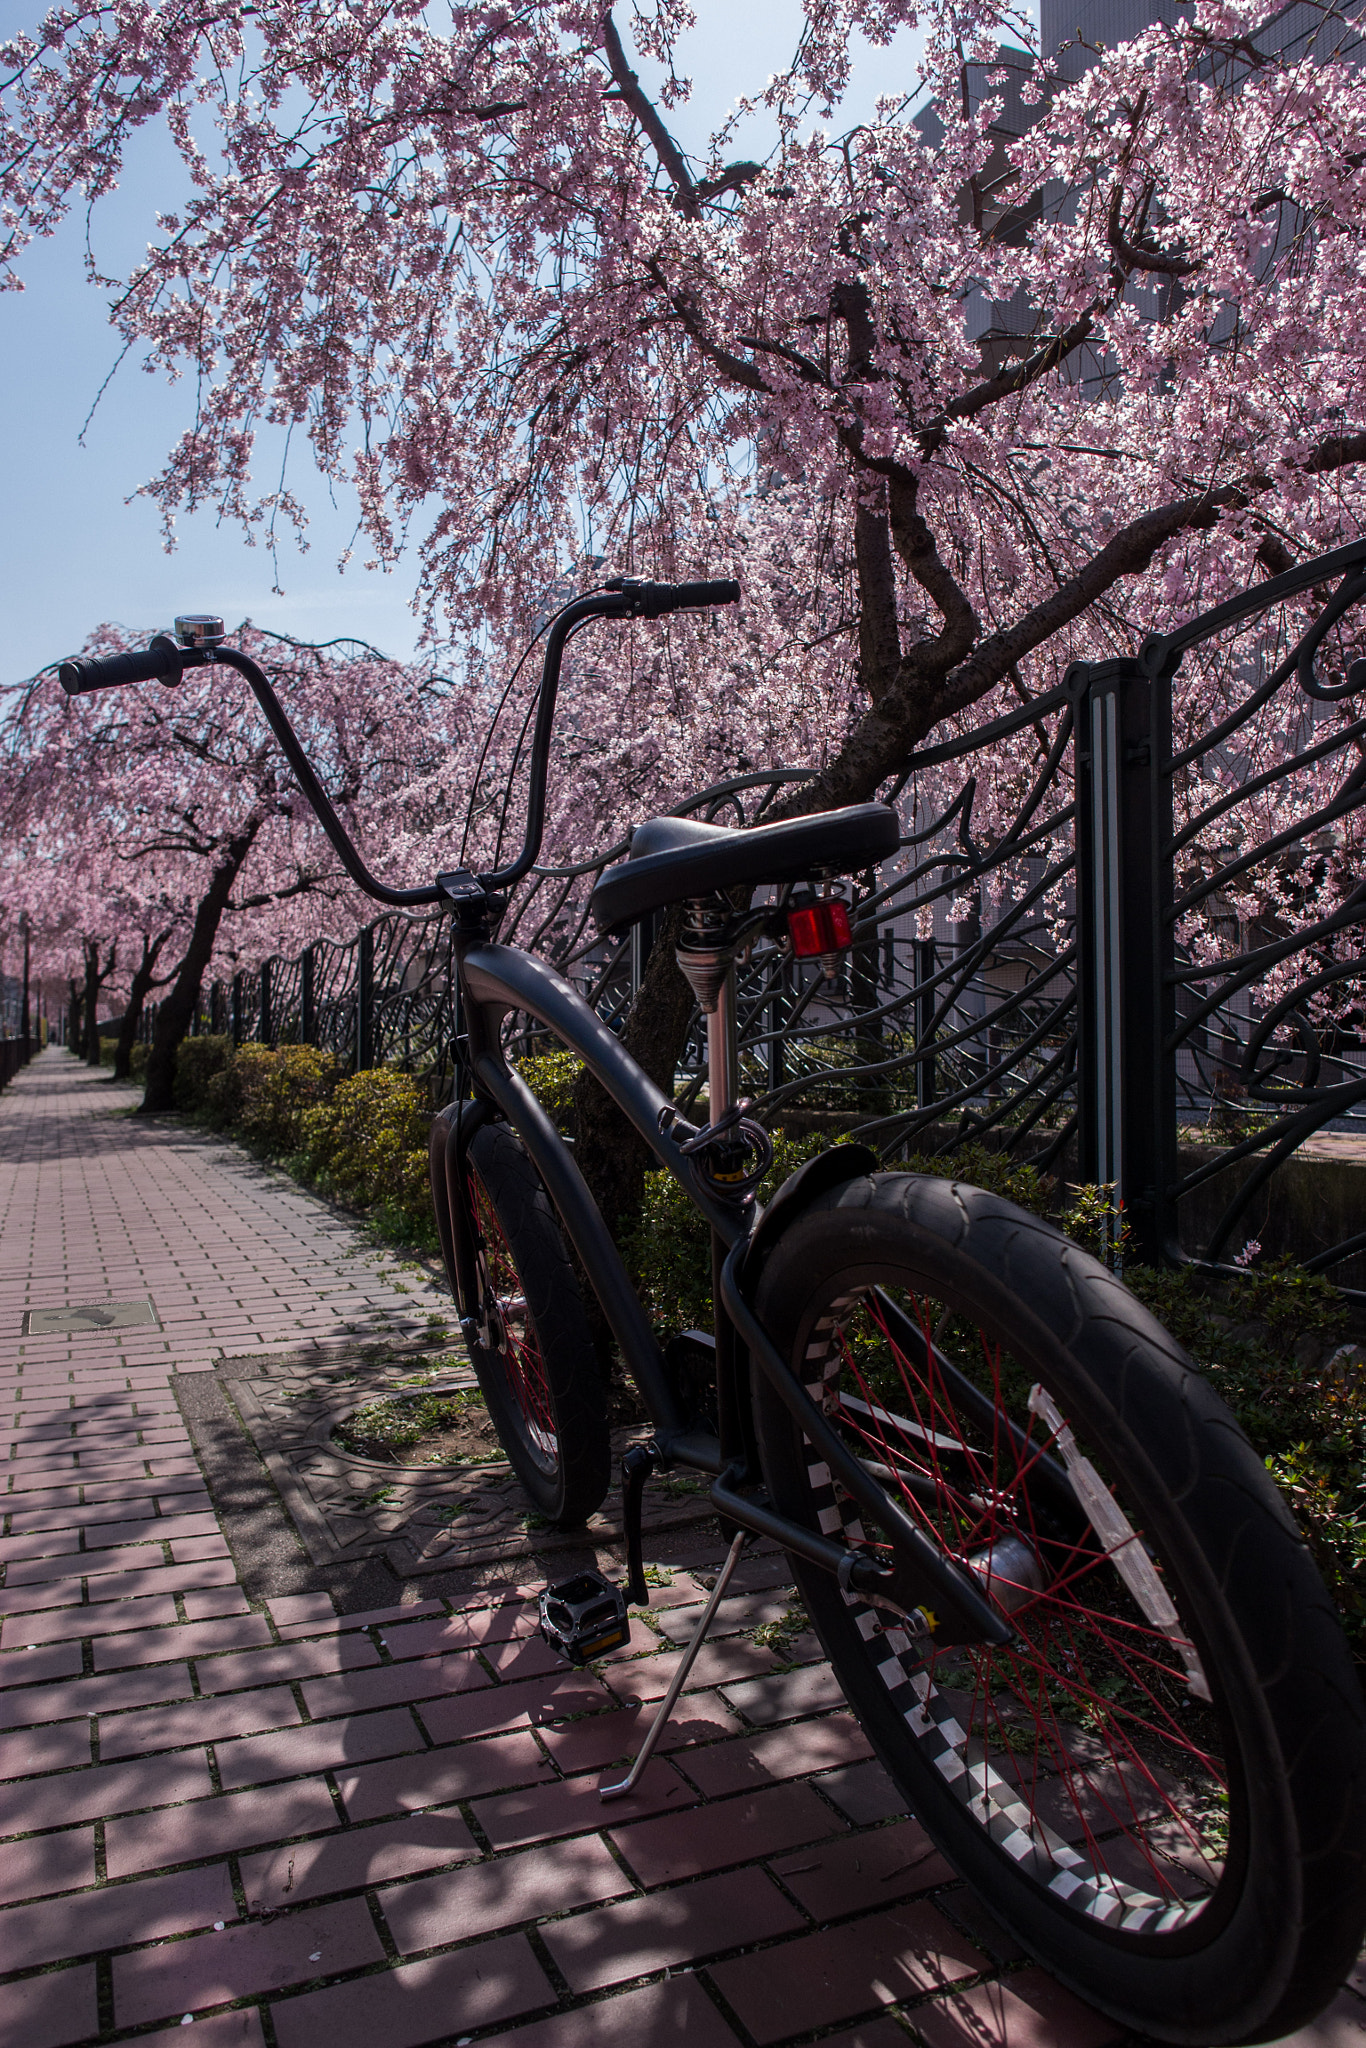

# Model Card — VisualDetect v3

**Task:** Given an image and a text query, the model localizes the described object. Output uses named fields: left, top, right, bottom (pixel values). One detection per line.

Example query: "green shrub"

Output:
left=623, top=1129, right=868, bottom=1334
left=172, top=1034, right=232, bottom=1113
left=208, top=1042, right=341, bottom=1152
left=516, top=1047, right=584, bottom=1131
left=99, top=1036, right=151, bottom=1080
left=300, top=1067, right=434, bottom=1244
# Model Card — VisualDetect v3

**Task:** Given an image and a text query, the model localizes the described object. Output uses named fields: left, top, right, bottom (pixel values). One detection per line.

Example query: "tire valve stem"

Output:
left=1028, top=1384, right=1212, bottom=1703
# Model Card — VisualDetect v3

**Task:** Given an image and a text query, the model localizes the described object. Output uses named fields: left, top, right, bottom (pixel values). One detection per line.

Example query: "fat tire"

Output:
left=752, top=1169, right=1366, bottom=2045
left=465, top=1119, right=610, bottom=1526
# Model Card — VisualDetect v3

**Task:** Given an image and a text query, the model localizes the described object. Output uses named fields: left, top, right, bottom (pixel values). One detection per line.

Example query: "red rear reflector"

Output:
left=787, top=900, right=853, bottom=956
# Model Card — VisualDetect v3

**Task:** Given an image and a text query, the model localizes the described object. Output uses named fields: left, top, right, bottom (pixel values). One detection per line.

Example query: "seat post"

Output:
left=706, top=964, right=738, bottom=1121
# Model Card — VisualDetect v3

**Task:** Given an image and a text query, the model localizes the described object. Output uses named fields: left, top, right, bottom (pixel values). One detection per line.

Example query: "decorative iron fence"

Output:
left=167, top=537, right=1366, bottom=1293
left=1071, top=537, right=1366, bottom=1291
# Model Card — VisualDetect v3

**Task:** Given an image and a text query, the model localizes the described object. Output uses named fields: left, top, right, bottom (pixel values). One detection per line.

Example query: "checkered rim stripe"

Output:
left=801, top=1294, right=1204, bottom=1936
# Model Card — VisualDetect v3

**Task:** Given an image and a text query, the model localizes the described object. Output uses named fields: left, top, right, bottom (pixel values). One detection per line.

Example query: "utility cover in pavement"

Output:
left=22, top=1299, right=161, bottom=1334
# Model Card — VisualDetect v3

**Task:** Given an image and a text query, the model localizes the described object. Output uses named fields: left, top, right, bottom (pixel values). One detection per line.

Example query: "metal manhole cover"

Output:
left=22, top=1299, right=161, bottom=1335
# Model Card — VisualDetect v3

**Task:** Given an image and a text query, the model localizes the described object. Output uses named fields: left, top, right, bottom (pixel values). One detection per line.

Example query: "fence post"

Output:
left=357, top=926, right=375, bottom=1070
left=1070, top=658, right=1176, bottom=1265
left=259, top=961, right=273, bottom=1047
left=231, top=973, right=243, bottom=1048
left=301, top=946, right=315, bottom=1045
left=915, top=938, right=936, bottom=1110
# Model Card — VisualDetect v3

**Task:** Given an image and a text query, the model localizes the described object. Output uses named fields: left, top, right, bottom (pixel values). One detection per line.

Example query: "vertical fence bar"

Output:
left=231, top=973, right=243, bottom=1048
left=301, top=946, right=315, bottom=1046
left=1070, top=659, right=1176, bottom=1264
left=358, top=926, right=375, bottom=1070
left=259, top=961, right=273, bottom=1047
left=915, top=938, right=936, bottom=1111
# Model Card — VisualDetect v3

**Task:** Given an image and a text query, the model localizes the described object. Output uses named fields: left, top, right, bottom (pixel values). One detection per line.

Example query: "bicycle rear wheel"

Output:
left=752, top=1170, right=1366, bottom=2045
left=463, top=1119, right=610, bottom=1527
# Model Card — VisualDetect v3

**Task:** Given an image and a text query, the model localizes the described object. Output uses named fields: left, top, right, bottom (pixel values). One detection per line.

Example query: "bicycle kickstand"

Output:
left=599, top=1528, right=748, bottom=1802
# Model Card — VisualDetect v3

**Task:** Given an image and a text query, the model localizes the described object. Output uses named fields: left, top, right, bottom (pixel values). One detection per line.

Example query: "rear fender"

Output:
left=740, top=1143, right=879, bottom=1295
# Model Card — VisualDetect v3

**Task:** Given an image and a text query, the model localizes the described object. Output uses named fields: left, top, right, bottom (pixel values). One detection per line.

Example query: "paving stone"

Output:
left=94, top=1613, right=274, bottom=1669
left=708, top=1900, right=984, bottom=2043
left=0, top=1581, right=82, bottom=1614
left=769, top=1819, right=954, bottom=1916
left=0, top=1751, right=213, bottom=1834
left=338, top=1730, right=553, bottom=1822
left=381, top=1834, right=632, bottom=1953
left=610, top=1780, right=847, bottom=1887
left=105, top=1777, right=340, bottom=1877
left=473, top=1756, right=696, bottom=1851
left=270, top=1935, right=554, bottom=2048
left=912, top=1970, right=1125, bottom=2046
left=0, top=1827, right=97, bottom=1906
left=97, top=1683, right=301, bottom=1759
left=0, top=1861, right=235, bottom=1971
left=196, top=1636, right=381, bottom=1693
left=0, top=1528, right=81, bottom=1561
left=480, top=1972, right=743, bottom=2047
left=134, top=2012, right=266, bottom=2048
left=114, top=1895, right=385, bottom=2027
left=183, top=1587, right=253, bottom=1621
left=301, top=1652, right=489, bottom=1718
left=1, top=1592, right=180, bottom=1646
left=0, top=1661, right=194, bottom=1732
left=818, top=1759, right=908, bottom=1826
left=480, top=1633, right=568, bottom=1682
left=534, top=1690, right=742, bottom=1775
left=540, top=1865, right=804, bottom=1993
left=604, top=1637, right=780, bottom=1704
left=0, top=1721, right=93, bottom=1778
left=719, top=1662, right=846, bottom=1725
left=279, top=1599, right=445, bottom=1641
left=679, top=1713, right=874, bottom=1797
left=241, top=1809, right=478, bottom=1911
left=6, top=1538, right=176, bottom=1584
left=0, top=1640, right=83, bottom=1687
left=0, top=1961, right=98, bottom=2047
left=415, top=1671, right=611, bottom=1748
left=269, top=1594, right=335, bottom=1628
left=216, top=1709, right=426, bottom=1791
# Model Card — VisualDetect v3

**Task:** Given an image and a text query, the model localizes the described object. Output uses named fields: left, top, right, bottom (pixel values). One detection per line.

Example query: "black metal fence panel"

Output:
left=160, top=536, right=1365, bottom=1293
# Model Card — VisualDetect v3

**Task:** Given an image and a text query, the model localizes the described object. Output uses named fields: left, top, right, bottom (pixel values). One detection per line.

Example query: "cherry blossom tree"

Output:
left=7, top=0, right=1366, bottom=1213
left=0, top=627, right=472, bottom=1107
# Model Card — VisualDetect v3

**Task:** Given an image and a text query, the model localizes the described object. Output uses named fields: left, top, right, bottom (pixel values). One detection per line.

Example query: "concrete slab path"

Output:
left=0, top=1050, right=1359, bottom=2048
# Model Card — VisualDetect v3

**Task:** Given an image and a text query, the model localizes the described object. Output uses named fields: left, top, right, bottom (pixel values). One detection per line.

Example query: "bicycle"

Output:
left=58, top=593, right=1366, bottom=2046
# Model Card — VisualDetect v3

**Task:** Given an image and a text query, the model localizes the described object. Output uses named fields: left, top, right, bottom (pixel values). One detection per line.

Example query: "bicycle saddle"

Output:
left=589, top=802, right=901, bottom=933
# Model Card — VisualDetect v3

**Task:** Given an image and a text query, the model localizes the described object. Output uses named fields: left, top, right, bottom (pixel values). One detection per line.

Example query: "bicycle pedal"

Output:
left=538, top=1569, right=630, bottom=1665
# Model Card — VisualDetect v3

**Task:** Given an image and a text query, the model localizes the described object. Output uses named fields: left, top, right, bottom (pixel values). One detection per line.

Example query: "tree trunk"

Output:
left=140, top=821, right=262, bottom=1113
left=83, top=940, right=116, bottom=1067
left=115, top=932, right=170, bottom=1081
left=68, top=979, right=82, bottom=1056
left=570, top=905, right=696, bottom=1244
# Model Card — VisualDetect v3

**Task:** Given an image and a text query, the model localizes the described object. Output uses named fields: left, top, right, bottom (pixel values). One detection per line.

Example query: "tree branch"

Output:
left=601, top=11, right=699, bottom=220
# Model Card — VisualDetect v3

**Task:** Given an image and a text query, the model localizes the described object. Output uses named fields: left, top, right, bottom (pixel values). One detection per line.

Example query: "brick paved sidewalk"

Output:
left=0, top=1051, right=1360, bottom=2048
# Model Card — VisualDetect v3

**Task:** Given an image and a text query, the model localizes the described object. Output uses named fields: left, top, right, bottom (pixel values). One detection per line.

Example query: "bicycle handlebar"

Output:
left=58, top=636, right=189, bottom=695
left=607, top=578, right=741, bottom=618
left=52, top=575, right=742, bottom=907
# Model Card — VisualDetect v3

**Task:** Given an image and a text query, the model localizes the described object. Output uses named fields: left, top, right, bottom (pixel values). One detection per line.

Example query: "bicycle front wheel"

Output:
left=463, top=1119, right=610, bottom=1527
left=752, top=1170, right=1366, bottom=2045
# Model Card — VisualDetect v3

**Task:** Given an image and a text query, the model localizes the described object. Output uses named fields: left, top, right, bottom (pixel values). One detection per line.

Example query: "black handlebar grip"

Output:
left=58, top=635, right=185, bottom=696
left=668, top=579, right=741, bottom=609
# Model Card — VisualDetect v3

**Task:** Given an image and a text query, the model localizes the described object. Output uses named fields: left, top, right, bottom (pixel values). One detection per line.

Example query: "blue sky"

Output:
left=1, top=3, right=928, bottom=683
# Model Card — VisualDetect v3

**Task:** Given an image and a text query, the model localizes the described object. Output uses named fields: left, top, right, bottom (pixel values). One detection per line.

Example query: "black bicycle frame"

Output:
left=444, top=926, right=1011, bottom=1645
left=70, top=606, right=1006, bottom=1642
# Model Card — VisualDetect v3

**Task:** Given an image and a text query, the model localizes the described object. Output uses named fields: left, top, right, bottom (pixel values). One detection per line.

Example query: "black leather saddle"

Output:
left=589, top=802, right=901, bottom=933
